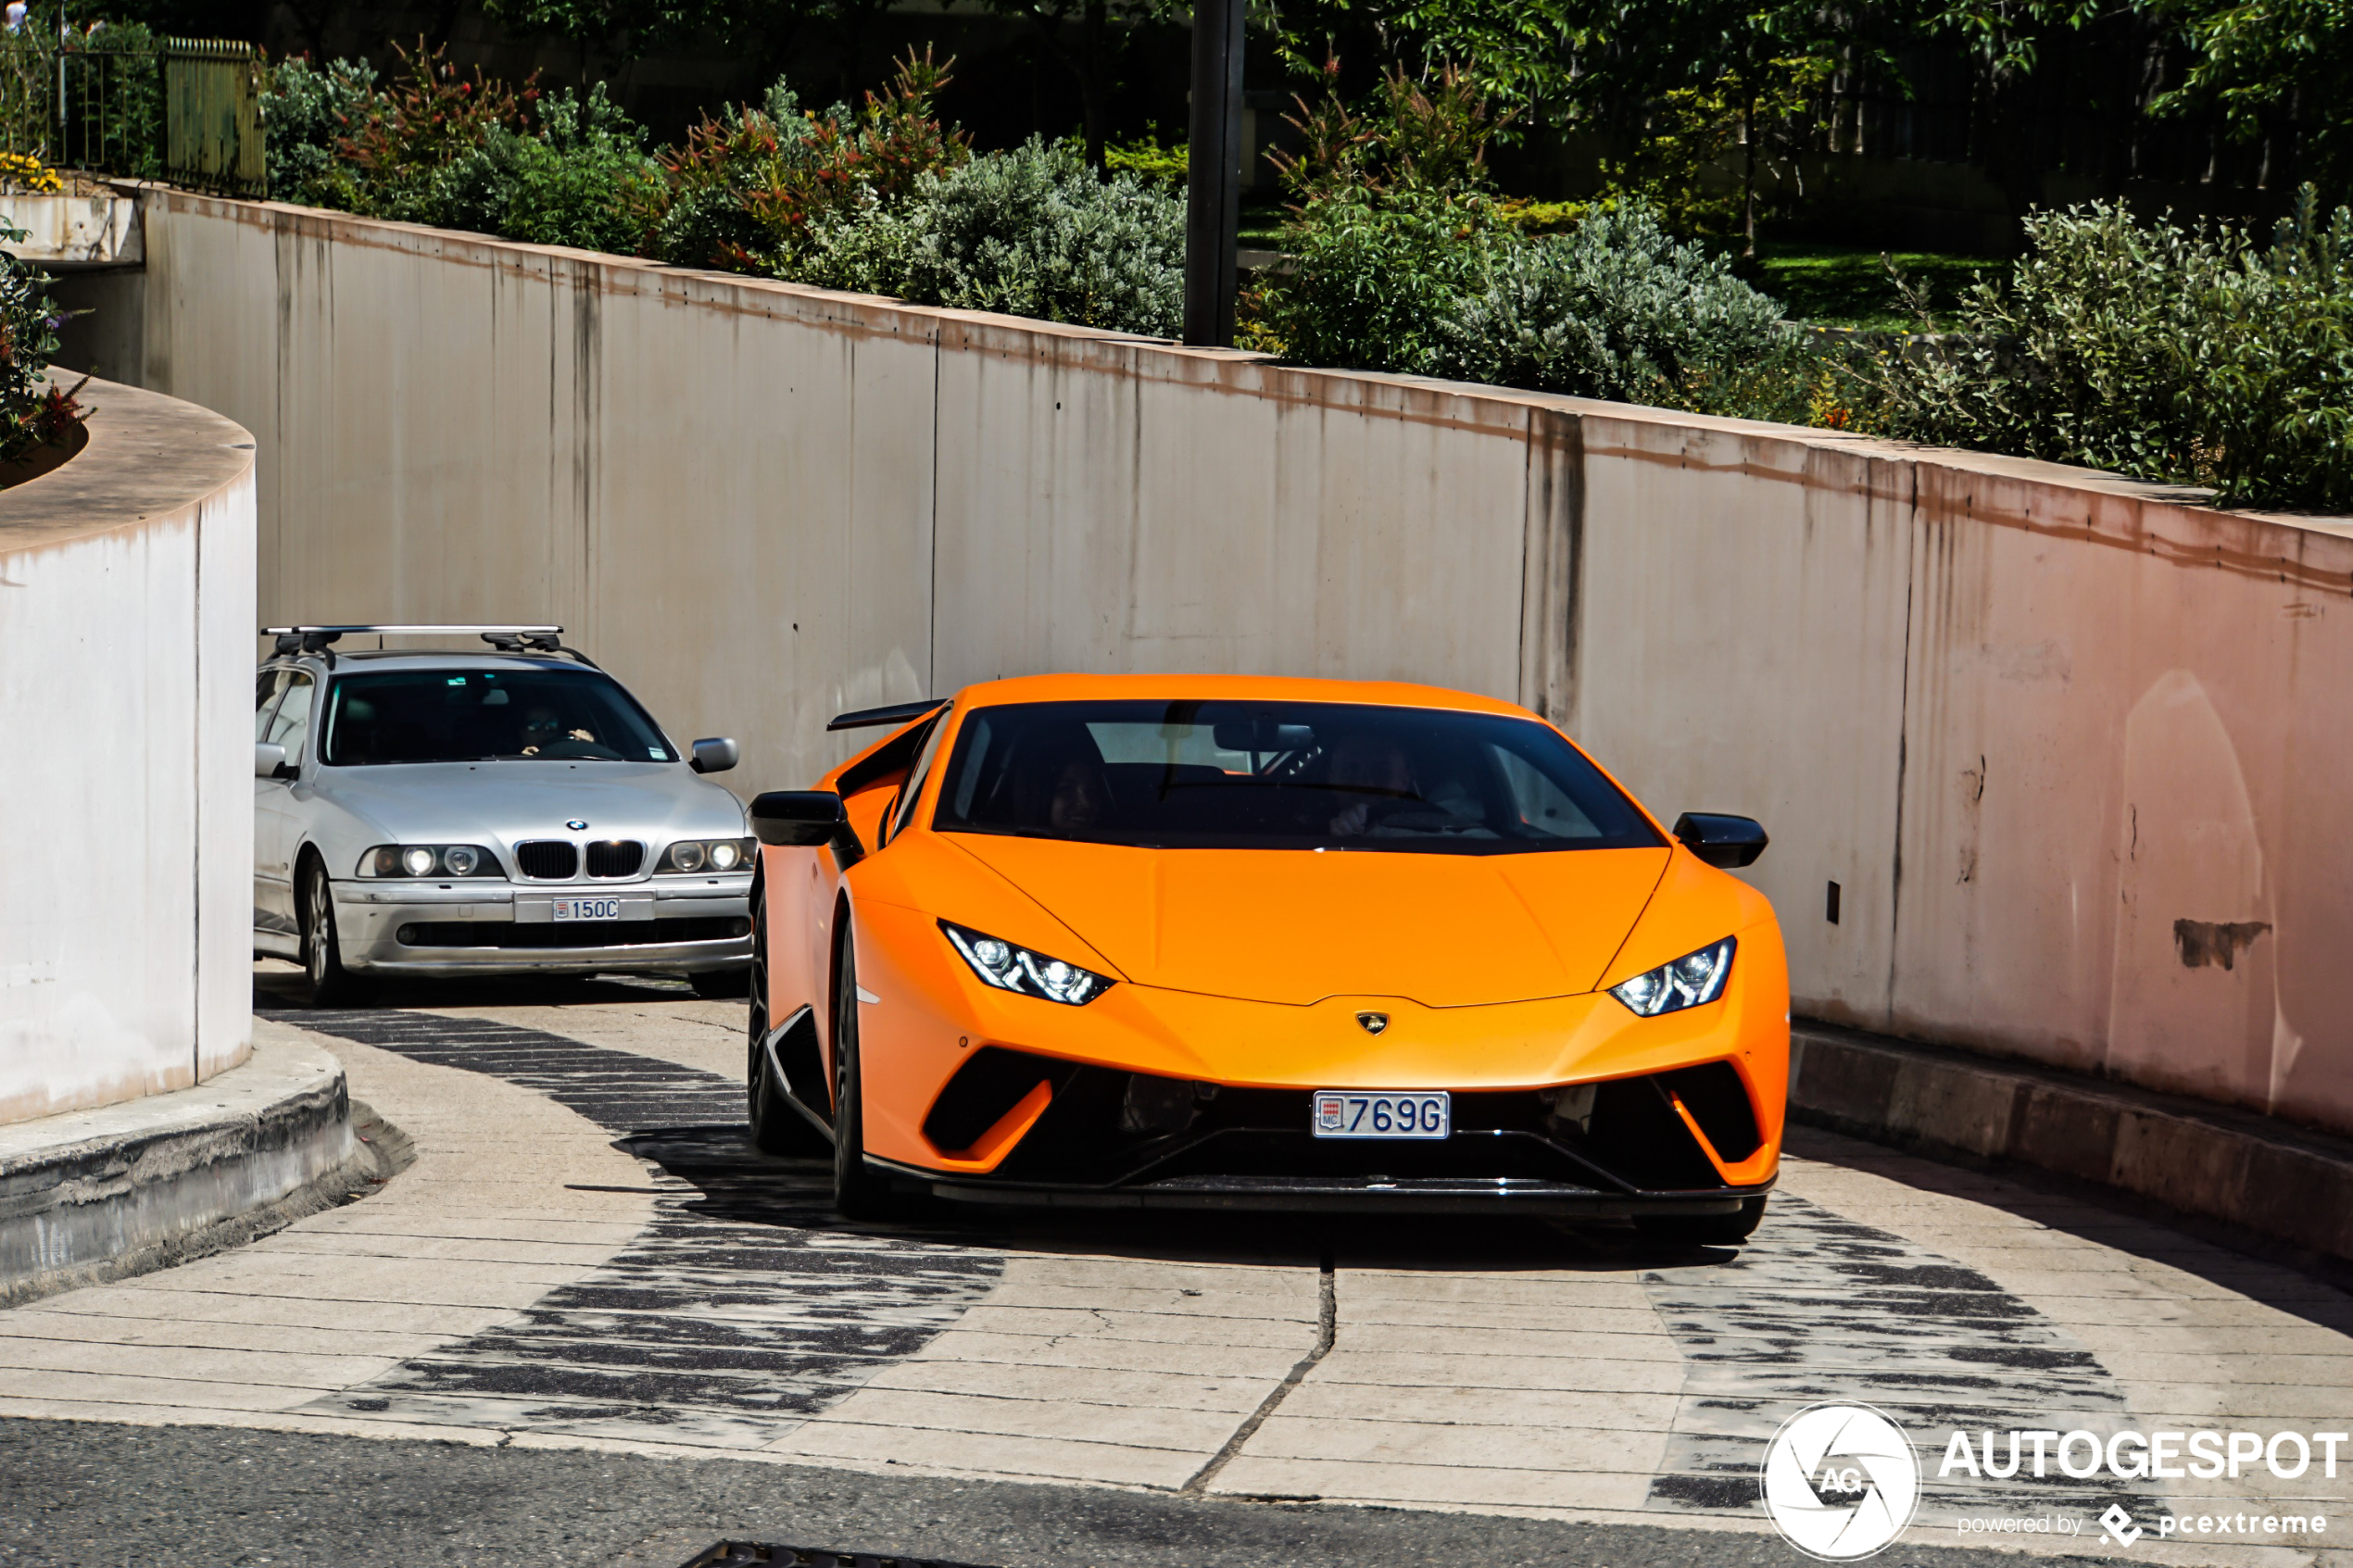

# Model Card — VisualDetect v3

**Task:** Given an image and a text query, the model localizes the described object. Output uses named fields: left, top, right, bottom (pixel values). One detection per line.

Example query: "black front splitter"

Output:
left=900, top=1166, right=1775, bottom=1217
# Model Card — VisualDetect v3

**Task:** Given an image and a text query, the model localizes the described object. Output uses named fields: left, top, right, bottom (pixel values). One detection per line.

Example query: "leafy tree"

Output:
left=2157, top=0, right=2353, bottom=197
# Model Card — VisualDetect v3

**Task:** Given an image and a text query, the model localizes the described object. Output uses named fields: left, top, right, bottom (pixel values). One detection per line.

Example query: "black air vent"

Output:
left=1659, top=1061, right=1765, bottom=1162
left=585, top=840, right=643, bottom=878
left=515, top=841, right=578, bottom=880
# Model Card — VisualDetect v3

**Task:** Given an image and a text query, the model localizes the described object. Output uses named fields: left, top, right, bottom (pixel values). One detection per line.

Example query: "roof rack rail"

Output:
left=260, top=625, right=594, bottom=668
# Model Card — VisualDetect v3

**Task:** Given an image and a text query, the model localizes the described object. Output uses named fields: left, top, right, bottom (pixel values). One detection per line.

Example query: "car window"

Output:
left=320, top=667, right=678, bottom=766
left=261, top=672, right=316, bottom=764
left=887, top=711, right=950, bottom=843
left=255, top=670, right=287, bottom=740
left=934, top=699, right=1662, bottom=855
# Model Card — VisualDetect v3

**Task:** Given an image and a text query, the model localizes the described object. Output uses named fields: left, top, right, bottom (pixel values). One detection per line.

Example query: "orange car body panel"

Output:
left=761, top=671, right=1791, bottom=1193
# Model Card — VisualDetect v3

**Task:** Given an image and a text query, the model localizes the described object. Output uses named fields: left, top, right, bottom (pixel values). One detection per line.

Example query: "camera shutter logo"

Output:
left=1760, top=1402, right=1921, bottom=1560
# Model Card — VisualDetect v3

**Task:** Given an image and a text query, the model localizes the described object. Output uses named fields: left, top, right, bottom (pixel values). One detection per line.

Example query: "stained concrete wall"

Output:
left=0, top=377, right=258, bottom=1127
left=123, top=186, right=2353, bottom=1135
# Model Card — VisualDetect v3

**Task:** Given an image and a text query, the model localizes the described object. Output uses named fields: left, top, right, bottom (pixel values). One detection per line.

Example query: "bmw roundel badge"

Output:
left=1356, top=1011, right=1390, bottom=1035
left=565, top=819, right=589, bottom=831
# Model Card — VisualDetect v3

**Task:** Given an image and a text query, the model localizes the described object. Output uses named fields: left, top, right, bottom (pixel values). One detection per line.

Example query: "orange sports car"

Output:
left=745, top=674, right=1786, bottom=1241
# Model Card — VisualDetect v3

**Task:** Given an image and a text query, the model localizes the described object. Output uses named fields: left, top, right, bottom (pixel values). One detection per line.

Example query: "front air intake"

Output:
left=585, top=840, right=643, bottom=878
left=514, top=841, right=579, bottom=880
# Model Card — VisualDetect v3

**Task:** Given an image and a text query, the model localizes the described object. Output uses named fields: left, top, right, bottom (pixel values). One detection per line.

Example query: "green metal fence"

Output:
left=0, top=31, right=260, bottom=194
left=162, top=37, right=262, bottom=196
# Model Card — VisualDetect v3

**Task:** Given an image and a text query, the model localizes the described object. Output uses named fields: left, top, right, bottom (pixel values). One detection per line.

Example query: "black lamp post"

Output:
left=1183, top=0, right=1246, bottom=346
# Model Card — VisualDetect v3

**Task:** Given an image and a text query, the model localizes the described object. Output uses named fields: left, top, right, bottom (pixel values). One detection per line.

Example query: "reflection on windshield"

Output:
left=934, top=700, right=1662, bottom=854
left=321, top=669, right=677, bottom=766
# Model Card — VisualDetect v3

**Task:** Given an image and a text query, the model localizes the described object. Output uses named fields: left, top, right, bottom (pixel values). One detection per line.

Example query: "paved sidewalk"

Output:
left=2, top=975, right=2349, bottom=1566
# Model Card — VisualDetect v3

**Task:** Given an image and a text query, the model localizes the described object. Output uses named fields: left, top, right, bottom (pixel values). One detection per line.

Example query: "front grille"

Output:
left=514, top=841, right=578, bottom=880
left=932, top=1049, right=1741, bottom=1193
left=585, top=840, right=643, bottom=878
left=396, top=916, right=749, bottom=949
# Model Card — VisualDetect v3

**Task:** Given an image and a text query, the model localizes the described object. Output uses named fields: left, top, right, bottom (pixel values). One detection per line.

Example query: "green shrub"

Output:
left=0, top=231, right=85, bottom=464
left=1869, top=189, right=2353, bottom=510
left=1435, top=200, right=1807, bottom=416
left=1252, top=190, right=1500, bottom=372
left=811, top=137, right=1183, bottom=335
left=263, top=55, right=378, bottom=208
left=431, top=84, right=662, bottom=253
left=1254, top=192, right=1804, bottom=417
left=655, top=52, right=967, bottom=272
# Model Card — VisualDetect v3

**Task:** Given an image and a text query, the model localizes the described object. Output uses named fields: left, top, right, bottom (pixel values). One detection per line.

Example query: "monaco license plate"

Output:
left=552, top=897, right=623, bottom=922
left=1312, top=1090, right=1450, bottom=1139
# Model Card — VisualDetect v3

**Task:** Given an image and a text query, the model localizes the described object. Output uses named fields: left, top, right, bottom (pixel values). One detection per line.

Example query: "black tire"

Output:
left=829, top=927, right=895, bottom=1219
left=1636, top=1196, right=1768, bottom=1247
left=746, top=871, right=824, bottom=1158
left=294, top=855, right=367, bottom=1008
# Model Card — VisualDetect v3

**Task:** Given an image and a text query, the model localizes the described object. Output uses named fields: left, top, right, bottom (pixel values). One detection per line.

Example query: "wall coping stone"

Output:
left=0, top=372, right=251, bottom=558
left=1792, top=1021, right=2353, bottom=1267
left=0, top=1030, right=367, bottom=1305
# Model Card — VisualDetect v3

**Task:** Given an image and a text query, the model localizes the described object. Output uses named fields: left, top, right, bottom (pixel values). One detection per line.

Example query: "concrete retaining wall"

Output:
left=0, top=375, right=257, bottom=1127
left=120, top=187, right=2353, bottom=1136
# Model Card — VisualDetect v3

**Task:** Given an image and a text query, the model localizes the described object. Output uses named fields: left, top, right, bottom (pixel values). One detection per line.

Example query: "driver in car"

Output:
left=1326, top=734, right=1417, bottom=836
left=520, top=705, right=598, bottom=757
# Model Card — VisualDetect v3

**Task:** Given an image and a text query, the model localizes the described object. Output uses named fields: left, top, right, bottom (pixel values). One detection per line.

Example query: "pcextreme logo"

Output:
left=1761, top=1402, right=1924, bottom=1561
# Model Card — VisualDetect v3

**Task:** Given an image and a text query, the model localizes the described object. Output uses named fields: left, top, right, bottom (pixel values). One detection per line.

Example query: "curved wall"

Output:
left=122, top=186, right=2353, bottom=1135
left=0, top=376, right=257, bottom=1126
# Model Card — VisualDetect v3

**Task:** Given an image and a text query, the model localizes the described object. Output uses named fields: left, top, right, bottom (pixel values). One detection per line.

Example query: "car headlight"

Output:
left=1608, top=936, right=1736, bottom=1016
left=657, top=837, right=755, bottom=873
left=941, top=921, right=1114, bottom=1006
left=358, top=845, right=506, bottom=879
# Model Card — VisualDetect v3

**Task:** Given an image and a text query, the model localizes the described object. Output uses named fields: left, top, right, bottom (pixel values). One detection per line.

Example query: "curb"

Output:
left=1789, top=1021, right=2353, bottom=1265
left=0, top=1034, right=369, bottom=1306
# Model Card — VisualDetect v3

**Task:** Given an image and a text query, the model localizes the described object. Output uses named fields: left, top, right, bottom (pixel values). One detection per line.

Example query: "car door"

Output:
left=254, top=668, right=319, bottom=936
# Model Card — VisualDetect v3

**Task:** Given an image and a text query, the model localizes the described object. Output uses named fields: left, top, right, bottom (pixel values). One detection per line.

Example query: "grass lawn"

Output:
left=1239, top=195, right=1290, bottom=249
left=1749, top=241, right=2007, bottom=330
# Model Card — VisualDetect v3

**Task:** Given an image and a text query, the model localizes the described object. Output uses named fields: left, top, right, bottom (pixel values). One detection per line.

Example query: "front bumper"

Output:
left=333, top=876, right=751, bottom=975
left=883, top=1051, right=1777, bottom=1214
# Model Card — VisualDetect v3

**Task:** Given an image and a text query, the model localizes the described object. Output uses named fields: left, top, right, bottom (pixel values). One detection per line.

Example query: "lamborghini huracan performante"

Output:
left=746, top=676, right=1787, bottom=1242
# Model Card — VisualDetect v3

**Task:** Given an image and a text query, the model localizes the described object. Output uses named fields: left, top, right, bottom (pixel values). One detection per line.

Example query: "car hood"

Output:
left=941, top=834, right=1670, bottom=1007
left=313, top=761, right=744, bottom=842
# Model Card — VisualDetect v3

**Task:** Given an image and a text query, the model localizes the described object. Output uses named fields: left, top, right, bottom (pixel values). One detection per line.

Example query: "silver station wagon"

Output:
left=253, top=626, right=753, bottom=1004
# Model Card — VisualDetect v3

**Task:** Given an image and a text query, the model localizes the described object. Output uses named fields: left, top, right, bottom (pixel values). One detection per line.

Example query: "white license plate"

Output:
left=552, top=897, right=623, bottom=922
left=1312, top=1090, right=1450, bottom=1139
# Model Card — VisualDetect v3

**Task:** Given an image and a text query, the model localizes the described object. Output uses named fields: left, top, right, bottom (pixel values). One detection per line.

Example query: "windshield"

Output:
left=320, top=668, right=678, bottom=766
left=933, top=700, right=1662, bottom=853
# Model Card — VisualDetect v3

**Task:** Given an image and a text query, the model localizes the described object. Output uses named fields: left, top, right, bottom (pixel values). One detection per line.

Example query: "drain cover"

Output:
left=686, top=1544, right=997, bottom=1568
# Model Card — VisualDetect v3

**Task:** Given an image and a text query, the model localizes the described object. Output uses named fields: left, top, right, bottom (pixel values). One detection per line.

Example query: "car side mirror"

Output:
left=750, top=789, right=847, bottom=847
left=1672, top=812, right=1768, bottom=869
left=688, top=736, right=740, bottom=775
left=254, top=742, right=291, bottom=780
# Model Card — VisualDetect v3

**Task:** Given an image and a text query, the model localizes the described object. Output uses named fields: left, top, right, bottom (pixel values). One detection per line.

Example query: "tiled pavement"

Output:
left=3, top=973, right=2351, bottom=1564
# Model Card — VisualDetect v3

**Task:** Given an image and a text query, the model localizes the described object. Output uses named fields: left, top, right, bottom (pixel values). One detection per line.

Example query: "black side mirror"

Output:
left=751, top=790, right=847, bottom=847
left=688, top=736, right=740, bottom=774
left=1672, top=812, right=1768, bottom=869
